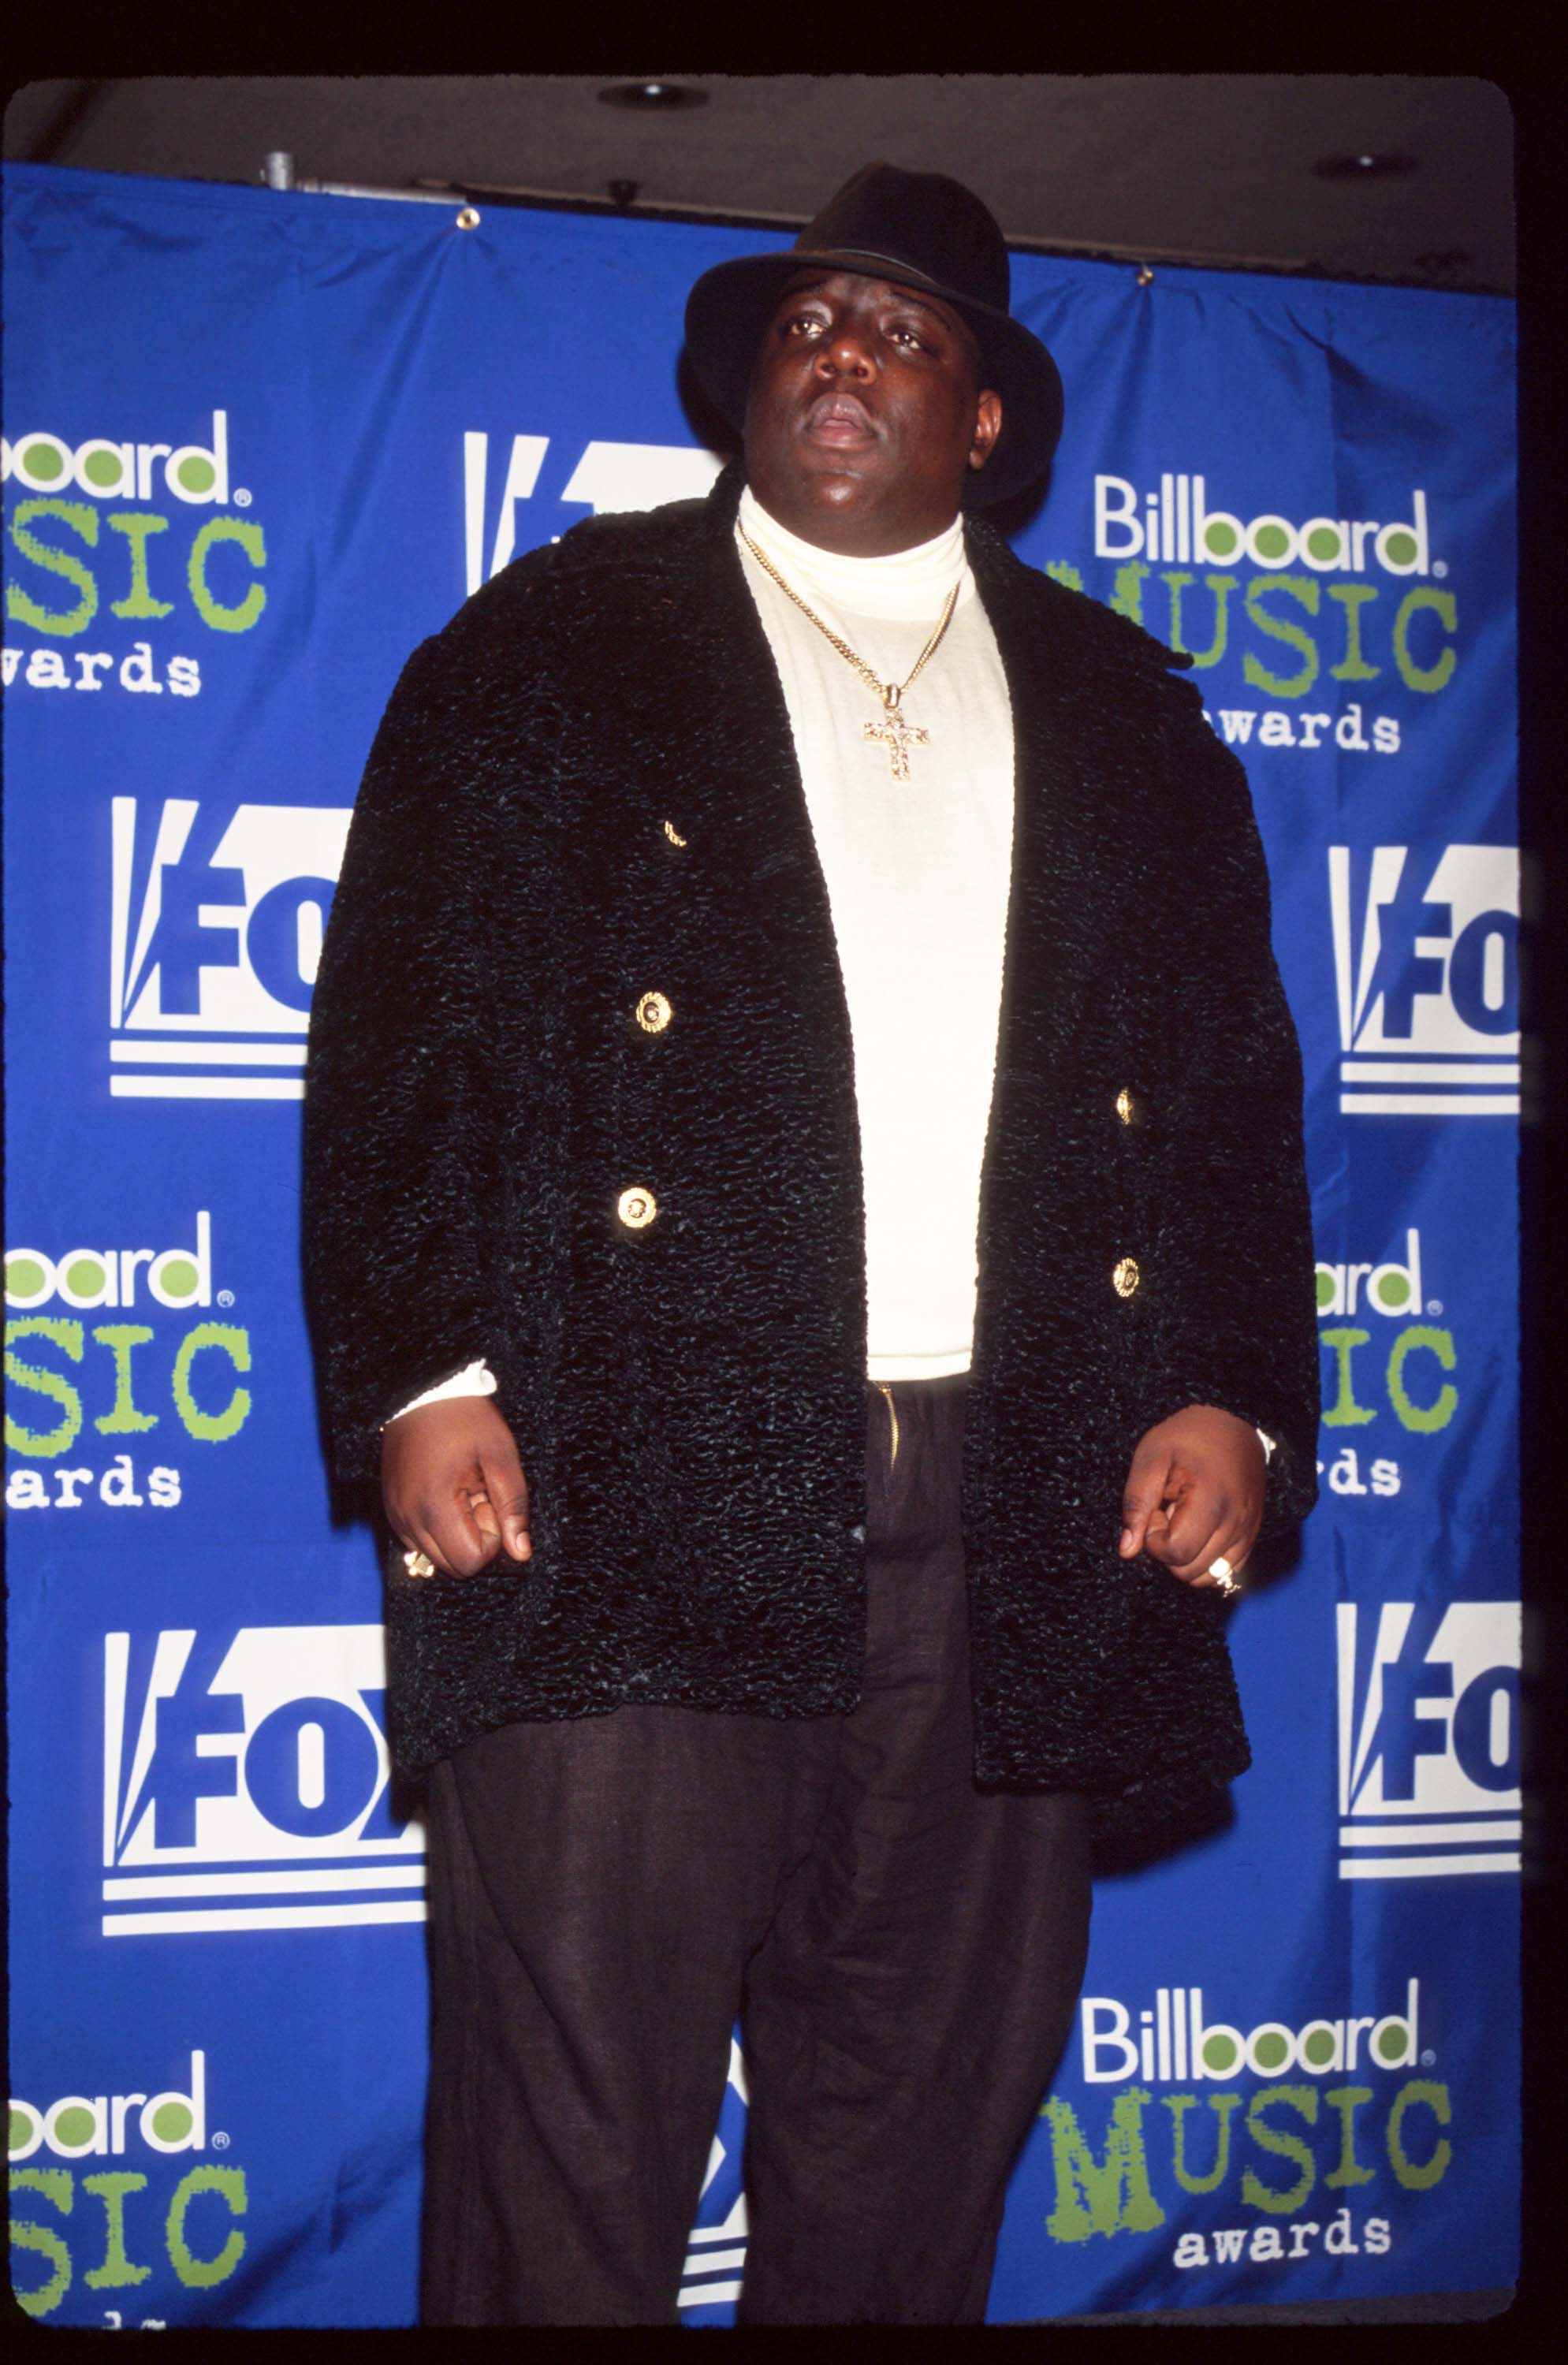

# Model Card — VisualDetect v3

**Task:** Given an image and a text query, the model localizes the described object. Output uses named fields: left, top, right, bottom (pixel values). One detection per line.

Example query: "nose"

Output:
left=816, top=316, right=876, bottom=378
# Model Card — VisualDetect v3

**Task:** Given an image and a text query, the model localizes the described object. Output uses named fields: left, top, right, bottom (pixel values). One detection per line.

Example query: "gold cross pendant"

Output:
left=862, top=708, right=930, bottom=781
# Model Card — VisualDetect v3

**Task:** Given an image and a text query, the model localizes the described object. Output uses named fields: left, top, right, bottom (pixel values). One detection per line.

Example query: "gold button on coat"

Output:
left=635, top=991, right=672, bottom=1034
left=662, top=819, right=687, bottom=847
left=1112, top=1257, right=1141, bottom=1298
left=617, top=1186, right=657, bottom=1230
left=1115, top=1088, right=1134, bottom=1125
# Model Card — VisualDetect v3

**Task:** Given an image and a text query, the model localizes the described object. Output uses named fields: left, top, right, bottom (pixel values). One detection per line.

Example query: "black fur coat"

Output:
left=302, top=460, right=1319, bottom=1843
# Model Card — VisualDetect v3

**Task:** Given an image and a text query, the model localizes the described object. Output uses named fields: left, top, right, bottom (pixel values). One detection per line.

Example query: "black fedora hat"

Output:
left=683, top=161, right=1063, bottom=509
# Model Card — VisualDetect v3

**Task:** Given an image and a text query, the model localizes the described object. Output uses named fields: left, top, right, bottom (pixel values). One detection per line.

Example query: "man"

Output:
left=303, top=162, right=1319, bottom=2326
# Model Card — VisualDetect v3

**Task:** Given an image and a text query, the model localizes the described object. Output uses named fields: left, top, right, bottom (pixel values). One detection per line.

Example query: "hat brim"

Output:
left=683, top=248, right=1063, bottom=510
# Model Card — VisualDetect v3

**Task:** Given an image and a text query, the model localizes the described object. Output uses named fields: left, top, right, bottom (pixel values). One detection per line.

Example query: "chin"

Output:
left=795, top=457, right=885, bottom=501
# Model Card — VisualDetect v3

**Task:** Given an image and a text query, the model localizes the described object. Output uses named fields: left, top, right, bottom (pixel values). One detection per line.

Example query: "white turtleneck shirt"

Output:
left=733, top=486, right=1015, bottom=1380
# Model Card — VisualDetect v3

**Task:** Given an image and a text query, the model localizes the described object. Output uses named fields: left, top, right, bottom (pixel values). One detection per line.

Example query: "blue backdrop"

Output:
left=5, top=162, right=1518, bottom=2326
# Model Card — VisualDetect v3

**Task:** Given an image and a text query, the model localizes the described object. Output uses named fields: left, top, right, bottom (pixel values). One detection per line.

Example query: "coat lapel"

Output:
left=966, top=520, right=1136, bottom=1093
left=662, top=472, right=859, bottom=1030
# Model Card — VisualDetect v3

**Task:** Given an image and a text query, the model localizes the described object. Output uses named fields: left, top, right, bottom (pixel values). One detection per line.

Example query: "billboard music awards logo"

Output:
left=6, top=1212, right=249, bottom=1513
left=1045, top=1972, right=1451, bottom=2274
left=1328, top=845, right=1519, bottom=1115
left=10, top=2049, right=248, bottom=2322
left=102, top=1626, right=424, bottom=1937
left=1063, top=475, right=1463, bottom=757
left=1337, top=1601, right=1521, bottom=1879
left=1313, top=1227, right=1466, bottom=1503
left=3, top=411, right=266, bottom=700
left=110, top=796, right=350, bottom=1100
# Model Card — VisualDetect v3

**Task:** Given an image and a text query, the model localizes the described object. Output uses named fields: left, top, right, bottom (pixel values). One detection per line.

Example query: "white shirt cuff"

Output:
left=384, top=1361, right=497, bottom=1426
left=1256, top=1427, right=1276, bottom=1462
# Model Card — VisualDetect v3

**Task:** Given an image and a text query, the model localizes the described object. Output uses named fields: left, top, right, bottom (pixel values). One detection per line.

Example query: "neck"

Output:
left=745, top=483, right=962, bottom=561
left=745, top=485, right=963, bottom=565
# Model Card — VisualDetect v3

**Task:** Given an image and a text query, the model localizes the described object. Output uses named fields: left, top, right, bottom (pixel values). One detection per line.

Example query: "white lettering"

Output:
left=1093, top=475, right=1142, bottom=558
left=1080, top=1998, right=1140, bottom=2083
left=136, top=443, right=172, bottom=501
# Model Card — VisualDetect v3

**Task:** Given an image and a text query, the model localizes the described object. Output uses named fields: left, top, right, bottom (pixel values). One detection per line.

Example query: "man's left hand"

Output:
left=1118, top=1406, right=1266, bottom=1586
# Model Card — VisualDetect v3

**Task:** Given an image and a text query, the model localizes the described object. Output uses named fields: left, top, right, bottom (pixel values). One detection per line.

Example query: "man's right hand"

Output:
left=381, top=1396, right=531, bottom=1577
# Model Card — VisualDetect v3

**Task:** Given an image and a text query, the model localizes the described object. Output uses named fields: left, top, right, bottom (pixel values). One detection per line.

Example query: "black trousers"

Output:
left=421, top=1377, right=1092, bottom=2325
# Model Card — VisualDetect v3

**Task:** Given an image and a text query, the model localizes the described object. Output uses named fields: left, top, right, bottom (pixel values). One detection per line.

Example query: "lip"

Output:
left=801, top=390, right=878, bottom=445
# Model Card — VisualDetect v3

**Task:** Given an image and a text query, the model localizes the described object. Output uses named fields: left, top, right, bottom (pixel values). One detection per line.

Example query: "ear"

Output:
left=968, top=389, right=1003, bottom=472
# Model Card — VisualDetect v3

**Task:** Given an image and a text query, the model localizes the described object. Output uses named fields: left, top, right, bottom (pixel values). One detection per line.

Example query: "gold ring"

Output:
left=1208, top=1555, right=1239, bottom=1597
left=403, top=1547, right=436, bottom=1578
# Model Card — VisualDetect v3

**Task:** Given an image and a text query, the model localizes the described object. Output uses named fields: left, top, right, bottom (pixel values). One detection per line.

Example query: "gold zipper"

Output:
left=873, top=1381, right=900, bottom=1471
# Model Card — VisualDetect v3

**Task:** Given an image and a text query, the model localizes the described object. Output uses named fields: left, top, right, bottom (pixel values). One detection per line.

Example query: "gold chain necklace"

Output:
left=738, top=523, right=961, bottom=781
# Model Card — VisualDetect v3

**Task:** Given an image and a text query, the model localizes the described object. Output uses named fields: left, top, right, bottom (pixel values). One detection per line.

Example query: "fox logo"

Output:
left=1337, top=1601, right=1521, bottom=1878
left=102, top=1626, right=423, bottom=1935
left=1328, top=845, right=1519, bottom=1114
left=110, top=798, right=350, bottom=1099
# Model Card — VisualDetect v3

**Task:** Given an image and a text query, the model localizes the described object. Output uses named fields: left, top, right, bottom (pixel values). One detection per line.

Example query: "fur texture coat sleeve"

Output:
left=302, top=554, right=568, bottom=1484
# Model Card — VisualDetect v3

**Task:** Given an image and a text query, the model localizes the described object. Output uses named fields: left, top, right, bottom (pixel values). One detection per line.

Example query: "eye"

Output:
left=782, top=310, right=825, bottom=337
left=887, top=322, right=931, bottom=353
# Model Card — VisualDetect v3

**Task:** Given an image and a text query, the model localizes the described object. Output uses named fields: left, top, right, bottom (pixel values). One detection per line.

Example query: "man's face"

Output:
left=743, top=270, right=1003, bottom=557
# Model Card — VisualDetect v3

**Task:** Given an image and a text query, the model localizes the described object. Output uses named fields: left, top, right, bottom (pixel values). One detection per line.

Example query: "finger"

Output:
left=1205, top=1521, right=1258, bottom=1581
left=397, top=1516, right=449, bottom=1581
left=1141, top=1504, right=1173, bottom=1559
left=387, top=1503, right=444, bottom=1576
left=1120, top=1447, right=1175, bottom=1556
left=1168, top=1511, right=1237, bottom=1585
left=423, top=1492, right=497, bottom=1578
left=478, top=1439, right=532, bottom=1562
left=1187, top=1491, right=1264, bottom=1583
left=1159, top=1495, right=1230, bottom=1589
left=464, top=1485, right=533, bottom=1567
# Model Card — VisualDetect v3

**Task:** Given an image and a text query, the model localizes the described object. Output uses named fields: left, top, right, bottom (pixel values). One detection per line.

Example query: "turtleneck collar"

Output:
left=737, top=485, right=970, bottom=621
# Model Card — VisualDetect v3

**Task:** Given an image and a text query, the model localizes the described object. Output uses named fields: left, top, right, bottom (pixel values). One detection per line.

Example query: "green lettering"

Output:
left=1387, top=1325, right=1458, bottom=1434
left=165, top=2163, right=247, bottom=2289
left=1242, top=574, right=1320, bottom=698
left=5, top=497, right=99, bottom=636
left=1045, top=559, right=1085, bottom=592
left=9, top=2166, right=73, bottom=2318
left=1320, top=1327, right=1376, bottom=1428
left=5, top=1316, right=85, bottom=1456
left=82, top=2171, right=153, bottom=2289
left=1240, top=2083, right=1318, bottom=2214
left=1386, top=2079, right=1452, bottom=2191
left=1328, top=583, right=1381, bottom=681
left=1041, top=2088, right=1165, bottom=2243
left=1164, top=571, right=1238, bottom=669
left=107, top=512, right=175, bottom=620
left=1392, top=587, right=1457, bottom=694
left=188, top=516, right=266, bottom=633
left=1164, top=2090, right=1242, bottom=2194
left=1322, top=2085, right=1376, bottom=2189
left=92, top=1323, right=159, bottom=1435
left=171, top=1322, right=251, bottom=1441
left=1108, top=560, right=1149, bottom=626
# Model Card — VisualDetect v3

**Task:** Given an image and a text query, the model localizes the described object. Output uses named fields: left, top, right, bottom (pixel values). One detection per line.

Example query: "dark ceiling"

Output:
left=2, top=75, right=1516, bottom=296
